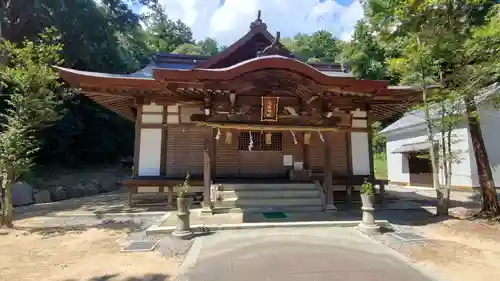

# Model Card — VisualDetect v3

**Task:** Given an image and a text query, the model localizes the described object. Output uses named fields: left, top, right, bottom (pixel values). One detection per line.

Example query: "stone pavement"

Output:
left=175, top=227, right=440, bottom=281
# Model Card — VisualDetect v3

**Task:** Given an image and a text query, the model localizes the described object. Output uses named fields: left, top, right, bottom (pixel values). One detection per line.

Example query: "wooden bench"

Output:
left=121, top=177, right=204, bottom=207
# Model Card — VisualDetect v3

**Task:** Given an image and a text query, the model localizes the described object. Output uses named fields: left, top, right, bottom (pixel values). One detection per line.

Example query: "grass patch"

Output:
left=374, top=152, right=388, bottom=180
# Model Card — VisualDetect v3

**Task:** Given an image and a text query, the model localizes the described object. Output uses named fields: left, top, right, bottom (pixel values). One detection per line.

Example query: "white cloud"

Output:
left=149, top=0, right=363, bottom=45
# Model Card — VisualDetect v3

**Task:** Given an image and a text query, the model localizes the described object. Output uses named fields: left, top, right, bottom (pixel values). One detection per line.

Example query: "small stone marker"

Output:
left=121, top=240, right=159, bottom=252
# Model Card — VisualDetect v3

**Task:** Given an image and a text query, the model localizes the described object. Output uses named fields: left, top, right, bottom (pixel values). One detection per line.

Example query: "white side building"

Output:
left=380, top=92, right=500, bottom=190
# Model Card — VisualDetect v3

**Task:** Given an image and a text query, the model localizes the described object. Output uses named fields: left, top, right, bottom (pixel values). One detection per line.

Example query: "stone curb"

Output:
left=146, top=219, right=392, bottom=235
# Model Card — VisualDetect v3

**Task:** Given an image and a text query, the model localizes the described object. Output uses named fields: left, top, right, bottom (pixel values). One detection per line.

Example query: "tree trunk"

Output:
left=436, top=106, right=450, bottom=216
left=423, top=88, right=445, bottom=215
left=1, top=174, right=14, bottom=228
left=466, top=100, right=499, bottom=216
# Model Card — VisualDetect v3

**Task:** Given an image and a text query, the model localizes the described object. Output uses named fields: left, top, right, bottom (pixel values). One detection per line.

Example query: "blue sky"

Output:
left=138, top=0, right=363, bottom=45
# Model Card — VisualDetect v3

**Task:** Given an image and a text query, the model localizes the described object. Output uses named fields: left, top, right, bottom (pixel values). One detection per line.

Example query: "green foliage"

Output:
left=282, top=31, right=343, bottom=62
left=374, top=153, right=388, bottom=180
left=0, top=0, right=197, bottom=167
left=198, top=37, right=219, bottom=56
left=143, top=4, right=194, bottom=53
left=360, top=178, right=375, bottom=196
left=371, top=121, right=386, bottom=153
left=176, top=173, right=191, bottom=198
left=172, top=43, right=204, bottom=55
left=342, top=20, right=390, bottom=80
left=0, top=28, right=63, bottom=178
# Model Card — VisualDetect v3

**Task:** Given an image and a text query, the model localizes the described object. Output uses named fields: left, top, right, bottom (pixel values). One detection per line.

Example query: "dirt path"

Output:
left=0, top=228, right=180, bottom=281
left=394, top=219, right=500, bottom=281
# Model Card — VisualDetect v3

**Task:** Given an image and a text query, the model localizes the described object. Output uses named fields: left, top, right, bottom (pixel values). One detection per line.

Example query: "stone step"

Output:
left=220, top=183, right=318, bottom=192
left=212, top=205, right=324, bottom=214
left=220, top=190, right=320, bottom=199
left=214, top=197, right=321, bottom=208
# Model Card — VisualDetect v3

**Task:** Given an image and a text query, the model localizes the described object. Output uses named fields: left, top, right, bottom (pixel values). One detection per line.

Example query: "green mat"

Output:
left=262, top=212, right=287, bottom=219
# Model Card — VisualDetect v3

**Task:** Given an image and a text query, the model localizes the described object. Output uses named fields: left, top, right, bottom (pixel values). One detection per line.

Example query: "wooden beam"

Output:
left=193, top=121, right=368, bottom=133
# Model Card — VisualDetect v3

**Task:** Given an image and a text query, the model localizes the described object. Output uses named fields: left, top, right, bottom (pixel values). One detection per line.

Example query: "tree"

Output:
left=282, top=31, right=343, bottom=62
left=362, top=0, right=499, bottom=216
left=198, top=37, right=219, bottom=56
left=0, top=29, right=63, bottom=227
left=172, top=43, right=204, bottom=55
left=464, top=5, right=500, bottom=215
left=341, top=20, right=389, bottom=80
left=144, top=4, right=194, bottom=53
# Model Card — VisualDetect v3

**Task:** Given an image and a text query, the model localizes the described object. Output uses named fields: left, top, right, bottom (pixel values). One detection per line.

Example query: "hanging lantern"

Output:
left=225, top=131, right=232, bottom=144
left=265, top=132, right=272, bottom=145
left=304, top=132, right=311, bottom=145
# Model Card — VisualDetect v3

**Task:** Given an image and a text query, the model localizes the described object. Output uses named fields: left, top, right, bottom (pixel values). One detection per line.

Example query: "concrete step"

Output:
left=212, top=205, right=324, bottom=214
left=215, top=197, right=321, bottom=208
left=220, top=183, right=318, bottom=191
left=221, top=190, right=320, bottom=199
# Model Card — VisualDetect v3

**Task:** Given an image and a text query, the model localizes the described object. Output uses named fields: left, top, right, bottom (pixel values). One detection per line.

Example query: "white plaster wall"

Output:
left=143, top=104, right=163, bottom=113
left=386, top=128, right=427, bottom=184
left=141, top=114, right=163, bottom=124
left=438, top=125, right=475, bottom=187
left=385, top=125, right=475, bottom=187
left=351, top=132, right=370, bottom=175
left=474, top=104, right=500, bottom=186
left=138, top=128, right=163, bottom=176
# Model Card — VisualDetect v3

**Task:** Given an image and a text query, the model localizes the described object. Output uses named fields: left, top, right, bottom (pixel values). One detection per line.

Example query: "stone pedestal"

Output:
left=358, top=205, right=380, bottom=234
left=172, top=197, right=194, bottom=240
left=325, top=204, right=337, bottom=212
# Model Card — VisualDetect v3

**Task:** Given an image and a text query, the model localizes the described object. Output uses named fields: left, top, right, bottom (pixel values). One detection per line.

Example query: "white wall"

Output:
left=137, top=104, right=164, bottom=176
left=351, top=132, right=370, bottom=175
left=138, top=128, right=163, bottom=176
left=438, top=125, right=475, bottom=187
left=385, top=125, right=474, bottom=187
left=386, top=128, right=427, bottom=184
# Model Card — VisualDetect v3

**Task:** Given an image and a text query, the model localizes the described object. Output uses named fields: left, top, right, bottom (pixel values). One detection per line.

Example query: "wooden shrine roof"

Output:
left=55, top=55, right=422, bottom=121
left=55, top=10, right=423, bottom=122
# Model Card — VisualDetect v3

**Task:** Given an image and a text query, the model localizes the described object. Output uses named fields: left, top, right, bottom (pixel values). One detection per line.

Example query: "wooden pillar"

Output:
left=130, top=103, right=142, bottom=207
left=367, top=105, right=375, bottom=179
left=210, top=128, right=217, bottom=180
left=302, top=132, right=309, bottom=171
left=132, top=105, right=143, bottom=178
left=160, top=107, right=168, bottom=176
left=324, top=132, right=336, bottom=210
left=202, top=127, right=213, bottom=213
left=345, top=132, right=353, bottom=204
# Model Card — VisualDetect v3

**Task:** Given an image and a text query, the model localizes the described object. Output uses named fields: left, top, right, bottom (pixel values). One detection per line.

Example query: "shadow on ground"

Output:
left=62, top=274, right=170, bottom=281
left=234, top=187, right=481, bottom=227
left=15, top=218, right=146, bottom=236
left=13, top=189, right=171, bottom=221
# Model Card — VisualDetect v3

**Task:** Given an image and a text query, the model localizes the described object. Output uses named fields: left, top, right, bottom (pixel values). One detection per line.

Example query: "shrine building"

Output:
left=56, top=12, right=421, bottom=212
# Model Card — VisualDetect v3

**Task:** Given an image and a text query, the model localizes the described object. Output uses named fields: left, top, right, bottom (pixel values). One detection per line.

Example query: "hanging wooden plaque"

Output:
left=261, top=96, right=279, bottom=122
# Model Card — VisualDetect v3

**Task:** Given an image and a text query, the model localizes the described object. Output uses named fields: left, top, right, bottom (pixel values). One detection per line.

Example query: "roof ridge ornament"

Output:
left=250, top=10, right=267, bottom=30
left=257, top=31, right=283, bottom=57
